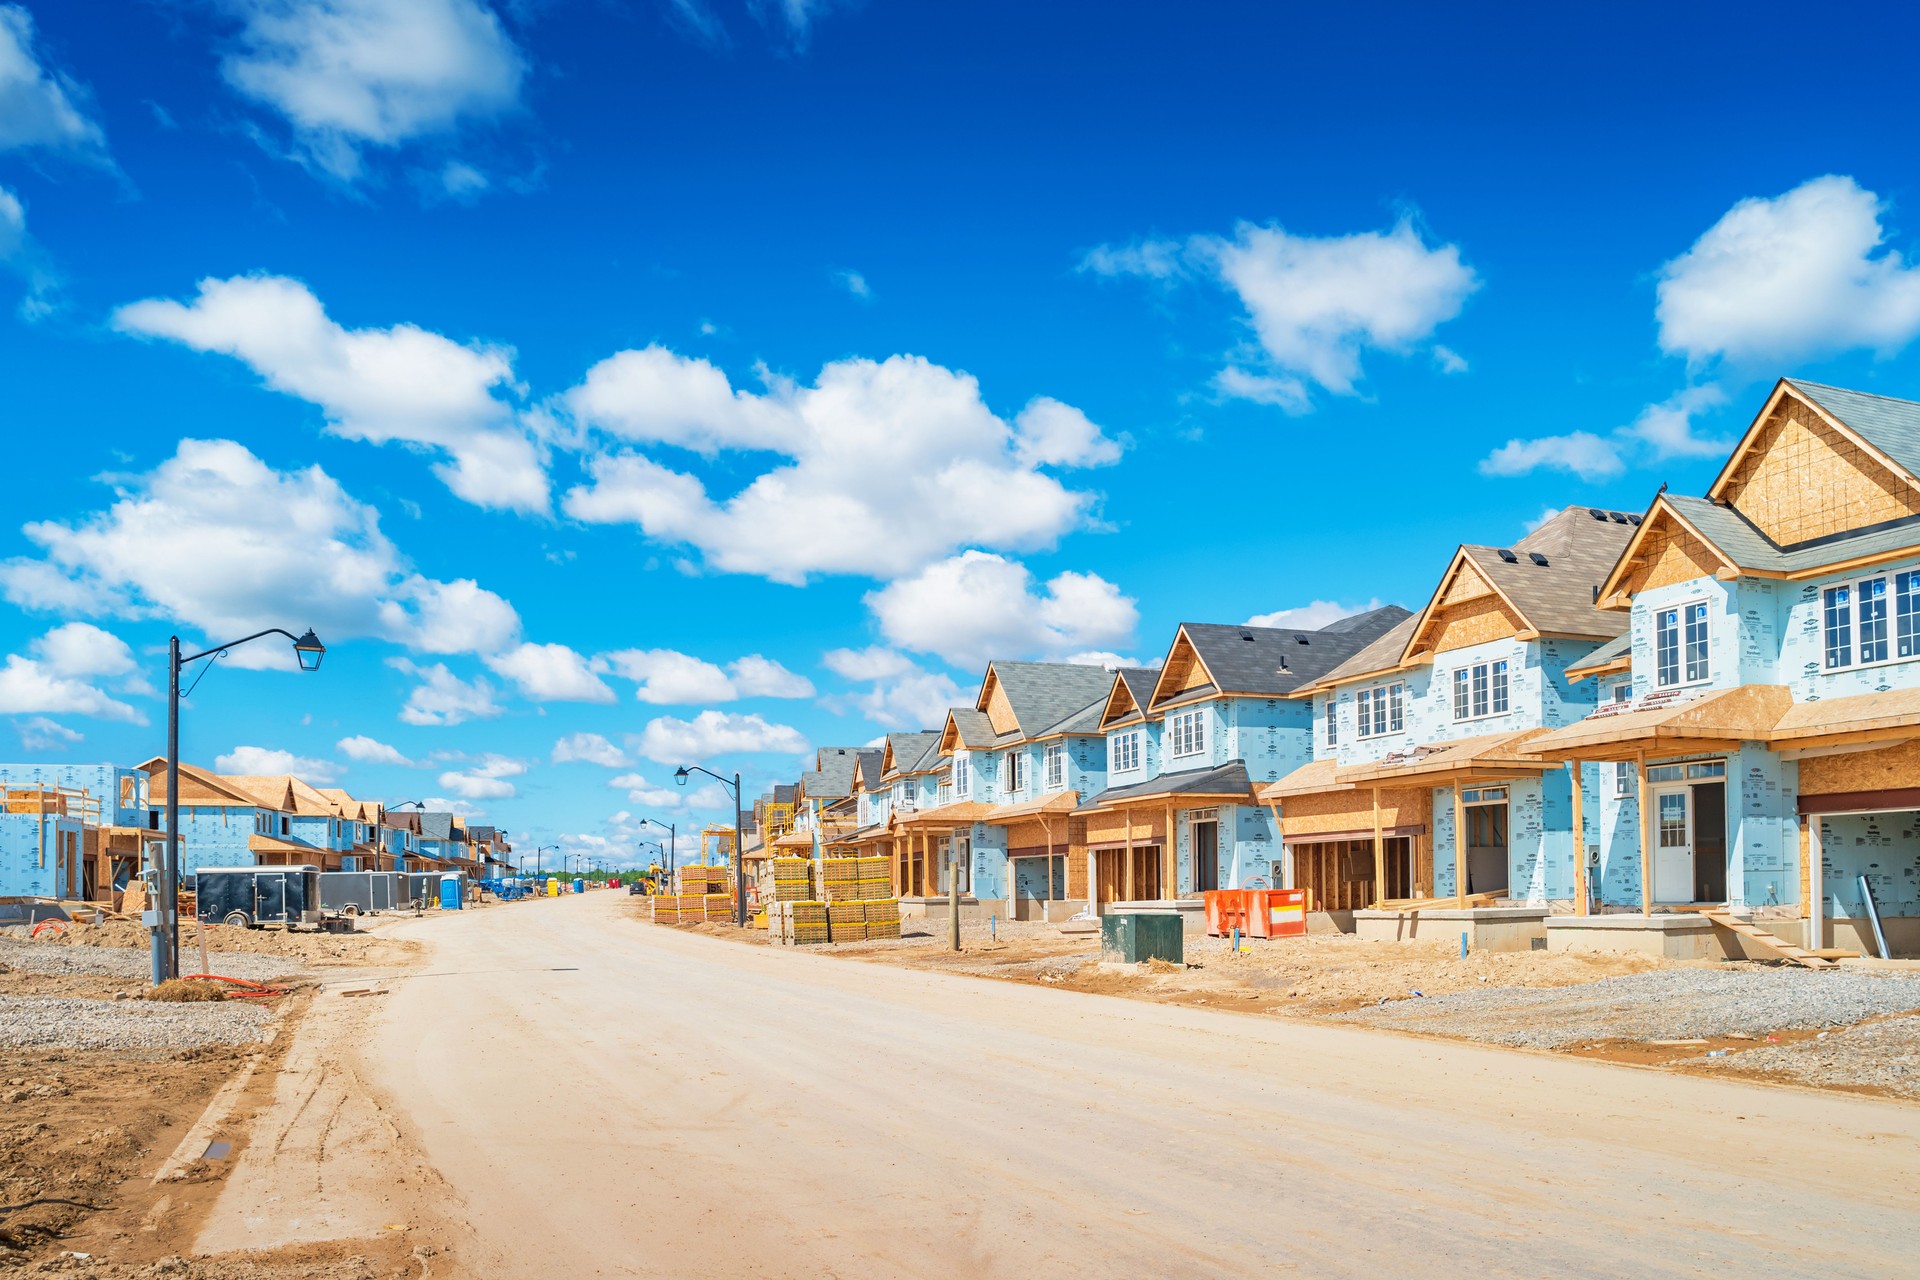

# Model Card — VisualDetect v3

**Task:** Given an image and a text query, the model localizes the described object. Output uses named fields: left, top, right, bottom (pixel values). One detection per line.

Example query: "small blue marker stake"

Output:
left=990, top=913, right=997, bottom=942
left=1232, top=926, right=1240, bottom=953
left=1460, top=931, right=1469, bottom=959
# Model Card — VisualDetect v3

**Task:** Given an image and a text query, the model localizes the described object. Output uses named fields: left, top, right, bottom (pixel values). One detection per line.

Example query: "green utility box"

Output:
left=1100, top=910, right=1184, bottom=964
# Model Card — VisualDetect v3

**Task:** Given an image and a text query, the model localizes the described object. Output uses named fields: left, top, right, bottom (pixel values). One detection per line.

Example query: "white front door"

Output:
left=1653, top=787, right=1694, bottom=903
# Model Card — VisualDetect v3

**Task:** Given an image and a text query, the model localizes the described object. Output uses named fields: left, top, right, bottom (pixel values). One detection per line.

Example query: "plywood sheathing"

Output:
left=1598, top=500, right=1740, bottom=608
left=1798, top=737, right=1920, bottom=795
left=1404, top=549, right=1531, bottom=664
left=1148, top=628, right=1216, bottom=706
left=1440, top=557, right=1495, bottom=606
left=1523, top=684, right=1792, bottom=760
left=981, top=668, right=1021, bottom=736
left=1771, top=685, right=1920, bottom=750
left=1082, top=808, right=1168, bottom=846
left=1277, top=786, right=1428, bottom=837
left=1718, top=392, right=1920, bottom=545
left=1427, top=594, right=1525, bottom=655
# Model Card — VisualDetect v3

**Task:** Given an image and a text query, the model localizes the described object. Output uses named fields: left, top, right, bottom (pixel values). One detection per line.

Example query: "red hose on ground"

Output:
left=29, top=919, right=67, bottom=938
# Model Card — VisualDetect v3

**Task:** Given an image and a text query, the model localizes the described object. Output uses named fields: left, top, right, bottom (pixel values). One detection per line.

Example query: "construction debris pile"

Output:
left=767, top=856, right=899, bottom=946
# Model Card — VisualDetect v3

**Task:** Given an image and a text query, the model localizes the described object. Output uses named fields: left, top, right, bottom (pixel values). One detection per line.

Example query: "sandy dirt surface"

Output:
left=38, top=921, right=422, bottom=970
left=232, top=889, right=1920, bottom=1278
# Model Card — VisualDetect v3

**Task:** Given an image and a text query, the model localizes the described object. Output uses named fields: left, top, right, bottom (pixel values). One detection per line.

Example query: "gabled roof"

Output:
left=1150, top=607, right=1411, bottom=706
left=134, top=757, right=268, bottom=807
left=1565, top=631, right=1632, bottom=680
left=854, top=748, right=886, bottom=791
left=1710, top=379, right=1920, bottom=503
left=979, top=661, right=1120, bottom=738
left=1031, top=695, right=1107, bottom=740
left=1097, top=666, right=1160, bottom=729
left=802, top=747, right=862, bottom=799
left=880, top=731, right=942, bottom=778
left=420, top=812, right=460, bottom=841
left=939, top=707, right=1000, bottom=753
left=1313, top=614, right=1420, bottom=690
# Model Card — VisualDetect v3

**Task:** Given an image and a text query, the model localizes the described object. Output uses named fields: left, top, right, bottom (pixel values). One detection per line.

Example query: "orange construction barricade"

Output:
left=1244, top=888, right=1308, bottom=938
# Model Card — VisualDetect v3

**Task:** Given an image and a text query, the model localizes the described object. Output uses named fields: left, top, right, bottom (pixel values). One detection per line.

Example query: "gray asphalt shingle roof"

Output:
left=884, top=731, right=942, bottom=777
left=987, top=661, right=1122, bottom=737
left=1789, top=380, right=1920, bottom=483
left=1463, top=505, right=1638, bottom=637
left=1316, top=614, right=1419, bottom=687
left=1669, top=492, right=1920, bottom=574
left=1079, top=761, right=1253, bottom=810
left=855, top=748, right=885, bottom=790
left=945, top=708, right=998, bottom=749
left=1172, top=606, right=1409, bottom=700
left=1565, top=630, right=1632, bottom=675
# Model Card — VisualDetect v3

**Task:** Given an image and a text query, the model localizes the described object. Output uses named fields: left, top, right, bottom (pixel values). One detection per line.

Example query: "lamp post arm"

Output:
left=177, top=628, right=306, bottom=667
left=678, top=764, right=736, bottom=794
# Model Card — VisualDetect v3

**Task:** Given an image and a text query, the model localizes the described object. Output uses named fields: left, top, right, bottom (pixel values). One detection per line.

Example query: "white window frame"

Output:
left=1167, top=708, right=1207, bottom=760
left=1613, top=761, right=1634, bottom=798
left=1004, top=751, right=1027, bottom=795
left=1112, top=730, right=1141, bottom=773
left=1654, top=599, right=1711, bottom=688
left=1355, top=682, right=1404, bottom=739
left=953, top=754, right=970, bottom=798
left=1324, top=696, right=1338, bottom=746
left=1824, top=573, right=1917, bottom=672
left=1451, top=659, right=1510, bottom=722
left=1044, top=743, right=1065, bottom=791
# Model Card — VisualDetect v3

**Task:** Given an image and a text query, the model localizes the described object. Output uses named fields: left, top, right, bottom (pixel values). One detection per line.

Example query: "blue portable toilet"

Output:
left=439, top=874, right=464, bottom=910
left=572, top=878, right=585, bottom=894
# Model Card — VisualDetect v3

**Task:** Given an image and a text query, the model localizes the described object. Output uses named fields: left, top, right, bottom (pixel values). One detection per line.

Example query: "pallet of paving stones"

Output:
left=768, top=900, right=831, bottom=946
left=677, top=865, right=730, bottom=895
left=771, top=856, right=814, bottom=902
left=862, top=898, right=901, bottom=940
left=701, top=893, right=735, bottom=921
left=826, top=899, right=866, bottom=942
left=650, top=896, right=683, bottom=925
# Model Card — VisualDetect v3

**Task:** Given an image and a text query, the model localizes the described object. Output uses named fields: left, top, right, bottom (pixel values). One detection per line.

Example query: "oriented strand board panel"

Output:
left=1636, top=516, right=1728, bottom=594
left=1429, top=595, right=1522, bottom=654
left=1082, top=809, right=1168, bottom=845
left=1722, top=396, right=1920, bottom=544
left=1440, top=557, right=1494, bottom=606
left=1160, top=633, right=1213, bottom=694
left=1799, top=739, right=1920, bottom=796
left=982, top=670, right=1020, bottom=735
left=1279, top=786, right=1428, bottom=836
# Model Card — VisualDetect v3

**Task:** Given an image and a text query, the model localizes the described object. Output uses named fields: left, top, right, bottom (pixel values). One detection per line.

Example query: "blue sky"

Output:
left=3, top=0, right=1919, bottom=865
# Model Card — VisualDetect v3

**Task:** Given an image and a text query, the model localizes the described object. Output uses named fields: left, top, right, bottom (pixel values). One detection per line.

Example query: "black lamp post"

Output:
left=159, top=627, right=325, bottom=986
left=675, top=765, right=746, bottom=926
left=633, top=817, right=676, bottom=883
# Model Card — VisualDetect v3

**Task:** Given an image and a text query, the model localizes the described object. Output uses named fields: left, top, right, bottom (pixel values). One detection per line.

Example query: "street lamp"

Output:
left=675, top=764, right=746, bottom=927
left=632, top=817, right=676, bottom=883
left=160, top=626, right=326, bottom=985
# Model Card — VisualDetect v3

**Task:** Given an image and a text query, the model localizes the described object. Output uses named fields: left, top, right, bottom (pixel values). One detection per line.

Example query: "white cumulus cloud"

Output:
left=114, top=275, right=547, bottom=513
left=220, top=0, right=527, bottom=182
left=437, top=752, right=524, bottom=799
left=821, top=645, right=917, bottom=681
left=864, top=550, right=1138, bottom=671
left=337, top=733, right=412, bottom=765
left=215, top=744, right=340, bottom=782
left=1657, top=175, right=1920, bottom=366
left=599, top=648, right=813, bottom=705
left=1084, top=217, right=1479, bottom=411
left=1, top=439, right=522, bottom=662
left=552, top=731, right=628, bottom=767
left=633, top=710, right=809, bottom=764
left=390, top=658, right=500, bottom=726
left=0, top=5, right=108, bottom=156
left=849, top=668, right=964, bottom=731
left=563, top=351, right=1118, bottom=583
left=1480, top=385, right=1730, bottom=481
left=16, top=716, right=81, bottom=751
left=484, top=642, right=615, bottom=703
left=1246, top=599, right=1386, bottom=630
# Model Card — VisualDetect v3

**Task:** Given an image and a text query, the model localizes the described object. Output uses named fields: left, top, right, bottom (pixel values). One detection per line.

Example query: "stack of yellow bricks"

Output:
left=767, top=899, right=830, bottom=945
left=770, top=856, right=813, bottom=902
left=810, top=856, right=900, bottom=942
left=678, top=864, right=729, bottom=895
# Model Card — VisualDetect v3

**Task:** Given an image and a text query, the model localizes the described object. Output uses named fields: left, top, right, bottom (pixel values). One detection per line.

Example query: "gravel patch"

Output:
left=1695, top=1015, right=1920, bottom=1099
left=1330, top=968, right=1920, bottom=1048
left=0, top=938, right=304, bottom=984
left=0, top=994, right=276, bottom=1052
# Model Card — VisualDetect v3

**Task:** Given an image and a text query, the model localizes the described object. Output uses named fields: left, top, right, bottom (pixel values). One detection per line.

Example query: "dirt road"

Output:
left=205, top=891, right=1920, bottom=1278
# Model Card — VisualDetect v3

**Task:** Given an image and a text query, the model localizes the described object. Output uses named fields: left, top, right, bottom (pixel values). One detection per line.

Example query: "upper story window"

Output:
left=1324, top=698, right=1338, bottom=746
left=1112, top=730, right=1142, bottom=772
left=1355, top=682, right=1404, bottom=738
left=953, top=754, right=970, bottom=798
left=1654, top=601, right=1709, bottom=687
left=1167, top=708, right=1207, bottom=759
left=1044, top=743, right=1065, bottom=791
left=1451, top=659, right=1509, bottom=721
left=1824, top=574, right=1918, bottom=670
left=937, top=781, right=952, bottom=805
left=1003, top=751, right=1027, bottom=794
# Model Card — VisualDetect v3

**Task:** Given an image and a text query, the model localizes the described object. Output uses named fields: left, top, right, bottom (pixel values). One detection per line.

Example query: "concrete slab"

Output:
left=1546, top=913, right=1719, bottom=959
left=1354, top=906, right=1548, bottom=952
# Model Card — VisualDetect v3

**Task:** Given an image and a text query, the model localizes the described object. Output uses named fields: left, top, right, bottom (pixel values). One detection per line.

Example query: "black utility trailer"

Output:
left=193, top=865, right=323, bottom=930
left=318, top=870, right=402, bottom=916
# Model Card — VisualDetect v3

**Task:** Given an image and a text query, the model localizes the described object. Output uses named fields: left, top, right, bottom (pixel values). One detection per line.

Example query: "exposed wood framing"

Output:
left=1569, top=761, right=1587, bottom=915
left=1636, top=752, right=1652, bottom=916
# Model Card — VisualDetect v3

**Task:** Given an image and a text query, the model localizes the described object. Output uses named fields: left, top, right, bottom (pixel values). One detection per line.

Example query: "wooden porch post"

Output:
left=1452, top=782, right=1467, bottom=909
left=1636, top=752, right=1653, bottom=916
left=1123, top=808, right=1135, bottom=902
left=1371, top=787, right=1385, bottom=907
left=1568, top=761, right=1586, bottom=915
left=1164, top=803, right=1175, bottom=899
left=1087, top=846, right=1098, bottom=916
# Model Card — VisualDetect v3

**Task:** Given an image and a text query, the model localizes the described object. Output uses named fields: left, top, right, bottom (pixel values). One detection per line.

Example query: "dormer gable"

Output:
left=976, top=665, right=1022, bottom=736
left=1709, top=379, right=1920, bottom=546
left=1404, top=550, right=1531, bottom=662
left=1598, top=495, right=1741, bottom=607
left=1098, top=669, right=1144, bottom=729
left=1148, top=626, right=1217, bottom=707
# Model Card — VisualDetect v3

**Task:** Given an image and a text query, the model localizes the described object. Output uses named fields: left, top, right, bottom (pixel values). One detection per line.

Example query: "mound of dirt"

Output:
left=51, top=922, right=420, bottom=968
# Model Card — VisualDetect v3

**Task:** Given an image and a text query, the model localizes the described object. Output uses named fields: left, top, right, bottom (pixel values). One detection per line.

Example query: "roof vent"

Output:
left=1628, top=514, right=1643, bottom=525
left=1239, top=629, right=1254, bottom=641
left=1589, top=508, right=1609, bottom=521
left=1296, top=635, right=1310, bottom=644
left=1497, top=549, right=1519, bottom=563
left=1529, top=552, right=1549, bottom=567
left=1592, top=584, right=1601, bottom=603
left=1609, top=511, right=1629, bottom=524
